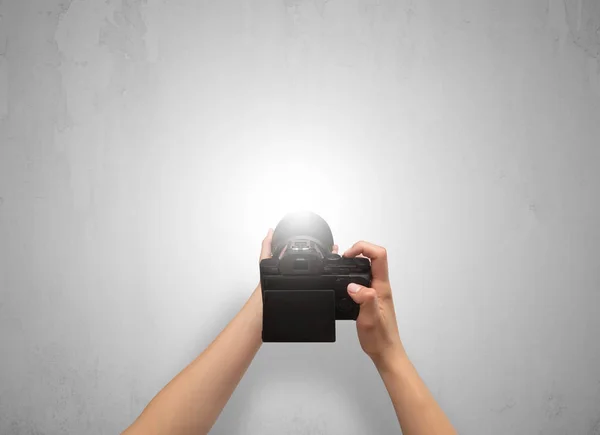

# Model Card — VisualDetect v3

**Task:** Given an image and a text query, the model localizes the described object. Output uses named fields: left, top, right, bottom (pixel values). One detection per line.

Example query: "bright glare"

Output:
left=215, top=126, right=352, bottom=236
left=239, top=158, right=342, bottom=231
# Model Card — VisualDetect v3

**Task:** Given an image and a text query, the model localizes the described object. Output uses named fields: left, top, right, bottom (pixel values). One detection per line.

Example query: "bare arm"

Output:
left=122, top=229, right=274, bottom=435
left=376, top=350, right=457, bottom=435
left=343, top=241, right=457, bottom=435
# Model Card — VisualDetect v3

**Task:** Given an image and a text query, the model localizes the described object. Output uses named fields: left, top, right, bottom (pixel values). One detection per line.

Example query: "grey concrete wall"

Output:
left=1, top=0, right=600, bottom=434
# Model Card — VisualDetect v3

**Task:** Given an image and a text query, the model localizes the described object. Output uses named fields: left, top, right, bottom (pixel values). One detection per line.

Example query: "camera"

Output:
left=260, top=211, right=372, bottom=342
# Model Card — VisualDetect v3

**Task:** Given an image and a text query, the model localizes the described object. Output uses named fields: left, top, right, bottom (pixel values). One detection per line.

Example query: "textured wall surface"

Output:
left=1, top=0, right=600, bottom=434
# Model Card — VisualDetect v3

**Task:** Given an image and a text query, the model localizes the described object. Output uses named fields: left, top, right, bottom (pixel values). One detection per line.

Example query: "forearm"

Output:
left=376, top=352, right=457, bottom=435
left=124, top=287, right=263, bottom=435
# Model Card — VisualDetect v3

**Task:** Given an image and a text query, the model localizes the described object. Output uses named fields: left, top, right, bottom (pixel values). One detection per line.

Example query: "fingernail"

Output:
left=348, top=283, right=362, bottom=294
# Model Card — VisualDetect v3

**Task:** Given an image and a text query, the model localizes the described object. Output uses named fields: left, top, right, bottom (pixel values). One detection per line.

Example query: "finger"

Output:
left=343, top=241, right=389, bottom=280
left=332, top=244, right=339, bottom=254
left=260, top=228, right=274, bottom=261
left=347, top=283, right=380, bottom=326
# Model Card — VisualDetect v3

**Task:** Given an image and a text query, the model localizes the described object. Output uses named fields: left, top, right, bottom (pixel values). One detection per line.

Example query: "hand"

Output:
left=343, top=241, right=405, bottom=367
left=259, top=228, right=275, bottom=264
left=250, top=228, right=275, bottom=299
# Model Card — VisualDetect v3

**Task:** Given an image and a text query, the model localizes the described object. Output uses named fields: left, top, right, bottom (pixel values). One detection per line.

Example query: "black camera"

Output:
left=260, top=211, right=372, bottom=342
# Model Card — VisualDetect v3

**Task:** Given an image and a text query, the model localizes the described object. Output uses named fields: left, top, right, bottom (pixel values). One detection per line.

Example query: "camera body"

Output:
left=260, top=212, right=372, bottom=342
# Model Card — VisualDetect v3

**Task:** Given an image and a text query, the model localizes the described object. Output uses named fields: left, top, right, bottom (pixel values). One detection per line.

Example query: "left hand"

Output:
left=259, top=228, right=275, bottom=263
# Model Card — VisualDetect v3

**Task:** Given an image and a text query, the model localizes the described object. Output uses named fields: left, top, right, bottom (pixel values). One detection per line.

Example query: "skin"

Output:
left=123, top=231, right=457, bottom=435
left=343, top=241, right=457, bottom=435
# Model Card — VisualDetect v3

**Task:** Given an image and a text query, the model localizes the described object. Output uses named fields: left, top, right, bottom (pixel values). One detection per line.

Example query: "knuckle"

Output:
left=356, top=240, right=367, bottom=248
left=365, top=288, right=377, bottom=300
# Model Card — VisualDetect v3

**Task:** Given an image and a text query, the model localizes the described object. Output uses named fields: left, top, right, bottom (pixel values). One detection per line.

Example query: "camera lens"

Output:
left=271, top=211, right=334, bottom=256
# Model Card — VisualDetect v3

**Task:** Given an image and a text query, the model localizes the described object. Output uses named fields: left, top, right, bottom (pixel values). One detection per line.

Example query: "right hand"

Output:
left=343, top=241, right=405, bottom=368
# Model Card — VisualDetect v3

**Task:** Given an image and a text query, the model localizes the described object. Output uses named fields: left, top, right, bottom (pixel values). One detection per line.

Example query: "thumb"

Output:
left=347, top=283, right=380, bottom=324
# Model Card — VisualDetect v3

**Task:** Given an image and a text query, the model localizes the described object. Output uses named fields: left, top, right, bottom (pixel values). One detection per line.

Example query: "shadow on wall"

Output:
left=201, top=293, right=398, bottom=434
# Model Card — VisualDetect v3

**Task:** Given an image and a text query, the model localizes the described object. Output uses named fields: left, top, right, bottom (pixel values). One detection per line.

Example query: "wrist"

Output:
left=371, top=345, right=409, bottom=375
left=245, top=285, right=263, bottom=320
